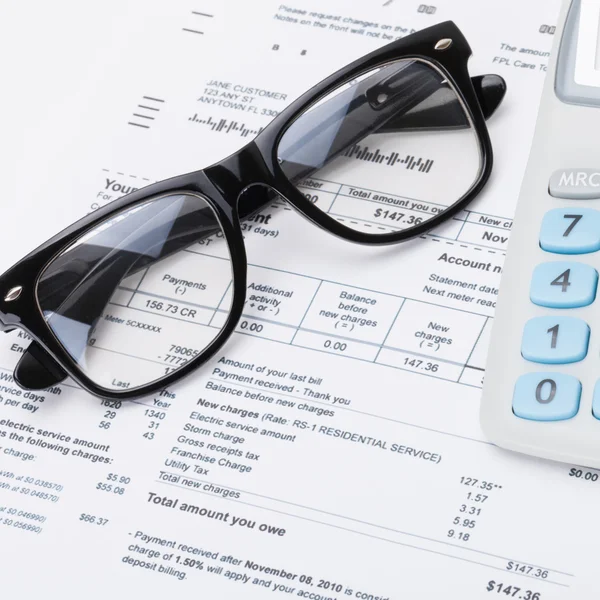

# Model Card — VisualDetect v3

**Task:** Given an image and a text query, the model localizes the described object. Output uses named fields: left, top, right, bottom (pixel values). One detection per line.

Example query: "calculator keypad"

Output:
left=521, top=316, right=589, bottom=364
left=539, top=208, right=600, bottom=254
left=512, top=200, right=600, bottom=422
left=513, top=373, right=581, bottom=421
left=530, top=262, right=598, bottom=308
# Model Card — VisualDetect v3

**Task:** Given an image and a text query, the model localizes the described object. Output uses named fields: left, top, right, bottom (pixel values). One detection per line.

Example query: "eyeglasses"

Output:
left=0, top=21, right=505, bottom=401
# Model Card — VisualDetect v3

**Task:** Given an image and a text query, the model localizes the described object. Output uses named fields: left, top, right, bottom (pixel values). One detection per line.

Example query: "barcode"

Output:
left=343, top=144, right=434, bottom=173
left=188, top=114, right=264, bottom=138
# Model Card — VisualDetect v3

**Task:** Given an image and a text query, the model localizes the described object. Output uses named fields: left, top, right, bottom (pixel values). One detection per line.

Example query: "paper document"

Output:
left=2, top=0, right=590, bottom=598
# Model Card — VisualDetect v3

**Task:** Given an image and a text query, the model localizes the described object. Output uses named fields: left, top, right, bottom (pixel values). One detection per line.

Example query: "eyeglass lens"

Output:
left=36, top=193, right=233, bottom=391
left=277, top=58, right=482, bottom=235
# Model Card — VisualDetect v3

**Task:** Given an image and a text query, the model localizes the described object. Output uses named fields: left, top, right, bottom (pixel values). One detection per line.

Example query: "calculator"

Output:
left=480, top=0, right=600, bottom=467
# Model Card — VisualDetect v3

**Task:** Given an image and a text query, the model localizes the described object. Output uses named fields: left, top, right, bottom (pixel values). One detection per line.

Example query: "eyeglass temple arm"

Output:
left=382, top=74, right=505, bottom=131
left=386, top=74, right=506, bottom=128
left=15, top=73, right=506, bottom=390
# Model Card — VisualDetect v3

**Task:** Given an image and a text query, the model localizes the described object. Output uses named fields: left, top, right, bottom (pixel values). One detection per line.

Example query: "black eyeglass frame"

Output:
left=0, top=21, right=501, bottom=401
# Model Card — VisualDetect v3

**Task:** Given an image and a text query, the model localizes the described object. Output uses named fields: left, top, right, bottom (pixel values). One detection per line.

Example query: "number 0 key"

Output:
left=513, top=373, right=581, bottom=421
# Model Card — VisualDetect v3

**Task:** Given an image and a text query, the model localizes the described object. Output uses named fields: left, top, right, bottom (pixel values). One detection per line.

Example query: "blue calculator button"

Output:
left=530, top=262, right=598, bottom=308
left=539, top=208, right=600, bottom=254
left=593, top=381, right=600, bottom=420
left=513, top=373, right=581, bottom=421
left=592, top=381, right=600, bottom=420
left=521, top=316, right=589, bottom=363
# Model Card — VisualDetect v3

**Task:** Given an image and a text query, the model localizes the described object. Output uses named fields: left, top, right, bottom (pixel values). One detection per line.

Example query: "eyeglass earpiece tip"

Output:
left=14, top=341, right=67, bottom=391
left=474, top=74, right=507, bottom=120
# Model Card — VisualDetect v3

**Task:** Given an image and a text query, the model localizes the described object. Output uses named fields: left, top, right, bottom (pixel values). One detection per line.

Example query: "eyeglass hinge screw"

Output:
left=435, top=38, right=453, bottom=51
left=4, top=286, right=22, bottom=302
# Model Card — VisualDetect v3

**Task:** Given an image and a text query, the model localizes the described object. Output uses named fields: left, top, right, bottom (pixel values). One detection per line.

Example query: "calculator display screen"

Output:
left=574, top=0, right=600, bottom=87
left=555, top=0, right=600, bottom=105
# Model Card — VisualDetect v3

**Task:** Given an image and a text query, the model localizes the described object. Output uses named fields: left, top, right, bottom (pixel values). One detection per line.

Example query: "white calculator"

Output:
left=481, top=0, right=600, bottom=467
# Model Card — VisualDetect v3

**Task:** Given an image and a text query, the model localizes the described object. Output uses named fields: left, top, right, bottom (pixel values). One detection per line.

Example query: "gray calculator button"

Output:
left=549, top=169, right=600, bottom=199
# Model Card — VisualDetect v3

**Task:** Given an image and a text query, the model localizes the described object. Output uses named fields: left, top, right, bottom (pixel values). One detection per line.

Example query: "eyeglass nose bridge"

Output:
left=204, top=140, right=279, bottom=209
